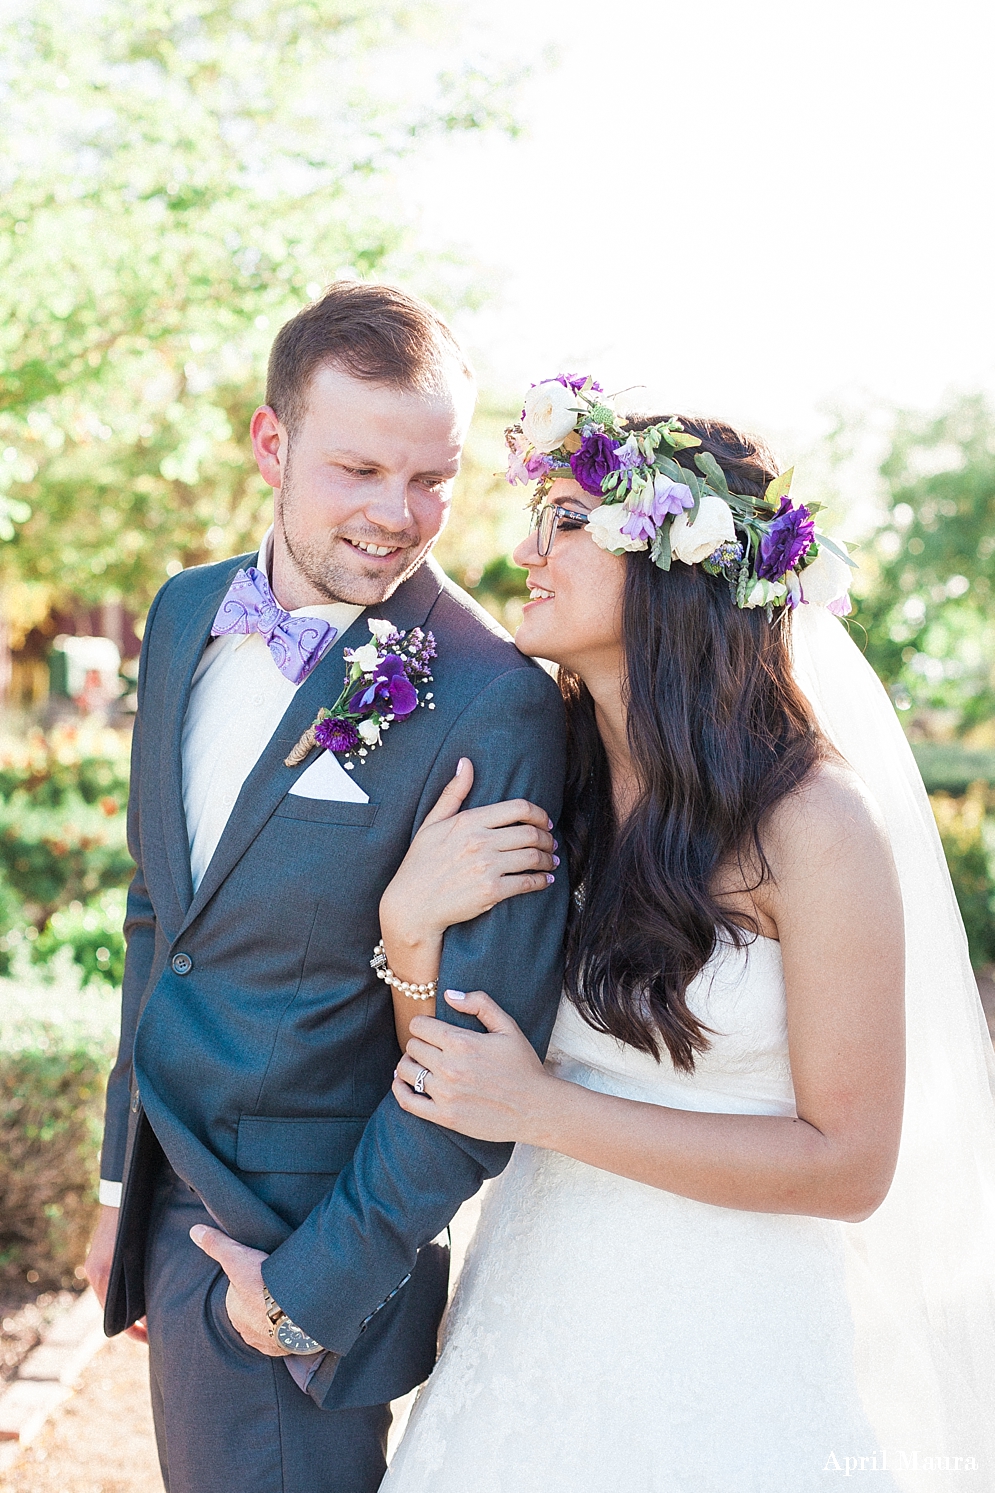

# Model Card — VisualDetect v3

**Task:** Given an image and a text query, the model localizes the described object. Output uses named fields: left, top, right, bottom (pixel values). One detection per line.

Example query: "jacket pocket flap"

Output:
left=235, top=1116, right=369, bottom=1174
left=273, top=799, right=380, bottom=826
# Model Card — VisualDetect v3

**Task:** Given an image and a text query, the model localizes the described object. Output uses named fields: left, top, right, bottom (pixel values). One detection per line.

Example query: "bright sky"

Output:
left=401, top=0, right=995, bottom=487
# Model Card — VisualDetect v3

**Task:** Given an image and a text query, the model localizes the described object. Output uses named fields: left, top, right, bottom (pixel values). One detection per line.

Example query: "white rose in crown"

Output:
left=745, top=578, right=787, bottom=609
left=669, top=492, right=737, bottom=565
left=521, top=380, right=580, bottom=453
left=800, top=540, right=851, bottom=608
left=587, top=503, right=649, bottom=554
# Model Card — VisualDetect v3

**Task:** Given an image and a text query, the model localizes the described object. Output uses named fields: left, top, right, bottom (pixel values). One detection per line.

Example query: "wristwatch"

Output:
left=262, top=1286, right=325, bottom=1355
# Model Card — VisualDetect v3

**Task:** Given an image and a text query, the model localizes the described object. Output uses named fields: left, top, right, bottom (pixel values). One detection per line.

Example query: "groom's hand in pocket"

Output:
left=189, top=1225, right=289, bottom=1356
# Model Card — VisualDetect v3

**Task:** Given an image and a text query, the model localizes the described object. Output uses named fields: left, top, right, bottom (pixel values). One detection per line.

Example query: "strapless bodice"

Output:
left=546, top=935, right=797, bottom=1118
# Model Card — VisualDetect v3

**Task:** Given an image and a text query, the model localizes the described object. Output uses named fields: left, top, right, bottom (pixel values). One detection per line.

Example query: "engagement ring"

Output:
left=414, top=1067, right=430, bottom=1095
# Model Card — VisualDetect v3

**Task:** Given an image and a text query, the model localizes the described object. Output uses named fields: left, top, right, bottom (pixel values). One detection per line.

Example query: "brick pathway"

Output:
left=0, top=1333, right=160, bottom=1493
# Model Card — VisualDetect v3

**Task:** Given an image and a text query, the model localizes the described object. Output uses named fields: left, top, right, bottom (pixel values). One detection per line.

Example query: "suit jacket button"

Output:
left=171, top=952, right=193, bottom=976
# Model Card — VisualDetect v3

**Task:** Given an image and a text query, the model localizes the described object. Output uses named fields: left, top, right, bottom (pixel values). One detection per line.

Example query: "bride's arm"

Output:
left=394, top=765, right=907, bottom=1223
left=379, top=758, right=559, bottom=1049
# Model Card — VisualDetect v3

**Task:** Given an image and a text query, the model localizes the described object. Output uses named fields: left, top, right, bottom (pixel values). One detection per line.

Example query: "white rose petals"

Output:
left=586, top=503, right=649, bottom=554
left=521, top=380, right=580, bottom=453
left=669, top=492, right=737, bottom=565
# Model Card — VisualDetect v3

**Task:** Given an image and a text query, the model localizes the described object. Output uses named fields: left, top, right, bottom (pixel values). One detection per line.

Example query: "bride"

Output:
left=373, top=383, right=995, bottom=1491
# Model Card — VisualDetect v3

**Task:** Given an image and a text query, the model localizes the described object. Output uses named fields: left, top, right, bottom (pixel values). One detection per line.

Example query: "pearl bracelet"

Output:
left=370, top=940, right=437, bottom=1001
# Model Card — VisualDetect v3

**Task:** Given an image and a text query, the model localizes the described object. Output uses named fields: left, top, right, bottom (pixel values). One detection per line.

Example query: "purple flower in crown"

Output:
left=554, top=373, right=604, bottom=394
left=570, top=432, right=621, bottom=495
left=526, top=452, right=555, bottom=480
left=614, top=436, right=645, bottom=472
left=314, top=717, right=360, bottom=754
left=618, top=509, right=653, bottom=542
left=756, top=498, right=816, bottom=581
left=650, top=474, right=694, bottom=519
left=619, top=473, right=694, bottom=543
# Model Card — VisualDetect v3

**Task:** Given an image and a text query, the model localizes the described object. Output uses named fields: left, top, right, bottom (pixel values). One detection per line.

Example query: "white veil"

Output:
left=791, top=604, right=995, bottom=1488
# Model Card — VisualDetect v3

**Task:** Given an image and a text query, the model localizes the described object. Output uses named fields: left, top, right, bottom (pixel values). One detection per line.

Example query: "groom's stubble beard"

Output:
left=276, top=442, right=436, bottom=606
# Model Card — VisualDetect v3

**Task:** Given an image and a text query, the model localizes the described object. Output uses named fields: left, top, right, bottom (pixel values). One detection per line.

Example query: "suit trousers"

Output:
left=144, top=1166, right=392, bottom=1493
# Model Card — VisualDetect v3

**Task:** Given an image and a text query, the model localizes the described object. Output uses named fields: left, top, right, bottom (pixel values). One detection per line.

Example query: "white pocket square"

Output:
left=289, top=750, right=370, bottom=804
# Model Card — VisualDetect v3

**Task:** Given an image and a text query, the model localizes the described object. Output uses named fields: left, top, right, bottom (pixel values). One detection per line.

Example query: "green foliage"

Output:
left=0, top=0, right=520, bottom=616
left=0, top=1027, right=110, bottom=1288
left=0, top=727, right=133, bottom=972
left=929, top=785, right=995, bottom=969
left=854, top=395, right=995, bottom=733
left=0, top=792, right=131, bottom=927
left=31, top=890, right=127, bottom=989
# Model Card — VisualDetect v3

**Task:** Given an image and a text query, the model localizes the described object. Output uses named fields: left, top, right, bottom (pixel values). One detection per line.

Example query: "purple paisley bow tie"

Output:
left=210, top=567, right=336, bottom=685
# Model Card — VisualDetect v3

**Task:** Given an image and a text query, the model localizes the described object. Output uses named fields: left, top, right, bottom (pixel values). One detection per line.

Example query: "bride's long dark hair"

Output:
left=561, top=416, right=825, bottom=1071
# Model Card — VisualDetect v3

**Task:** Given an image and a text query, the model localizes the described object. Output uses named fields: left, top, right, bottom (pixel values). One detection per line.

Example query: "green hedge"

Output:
left=0, top=726, right=133, bottom=978
left=0, top=732, right=126, bottom=1288
left=0, top=1024, right=111, bottom=1289
left=913, top=743, right=995, bottom=795
left=0, top=799, right=132, bottom=927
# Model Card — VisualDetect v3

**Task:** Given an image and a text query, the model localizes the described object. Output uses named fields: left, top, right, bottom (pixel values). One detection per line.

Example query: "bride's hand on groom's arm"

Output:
left=392, top=989, right=561, bottom=1144
left=379, top=757, right=558, bottom=957
left=380, top=759, right=559, bottom=1050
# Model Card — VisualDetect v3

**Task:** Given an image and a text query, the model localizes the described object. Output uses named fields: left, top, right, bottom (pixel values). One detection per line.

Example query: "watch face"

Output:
left=275, top=1318, right=323, bottom=1355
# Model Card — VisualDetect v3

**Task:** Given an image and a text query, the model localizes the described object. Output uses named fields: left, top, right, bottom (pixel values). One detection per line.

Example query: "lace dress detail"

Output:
left=383, top=938, right=896, bottom=1492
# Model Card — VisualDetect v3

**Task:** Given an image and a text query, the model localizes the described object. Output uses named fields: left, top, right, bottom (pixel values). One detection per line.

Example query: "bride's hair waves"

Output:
left=562, top=415, right=826, bottom=1070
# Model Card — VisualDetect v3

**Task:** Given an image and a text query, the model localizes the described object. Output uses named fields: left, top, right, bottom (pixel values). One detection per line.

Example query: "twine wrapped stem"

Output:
left=284, top=726, right=317, bottom=768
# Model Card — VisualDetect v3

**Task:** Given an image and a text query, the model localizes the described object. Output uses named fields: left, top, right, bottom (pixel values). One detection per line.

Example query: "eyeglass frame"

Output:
left=534, top=502, right=591, bottom=557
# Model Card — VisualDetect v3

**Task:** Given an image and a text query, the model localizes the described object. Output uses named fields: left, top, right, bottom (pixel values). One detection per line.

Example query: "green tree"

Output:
left=853, top=394, right=995, bottom=736
left=0, top=0, right=518, bottom=623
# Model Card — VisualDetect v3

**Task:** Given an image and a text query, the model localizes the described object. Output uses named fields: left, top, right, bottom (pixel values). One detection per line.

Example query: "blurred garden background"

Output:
left=2, top=0, right=995, bottom=1411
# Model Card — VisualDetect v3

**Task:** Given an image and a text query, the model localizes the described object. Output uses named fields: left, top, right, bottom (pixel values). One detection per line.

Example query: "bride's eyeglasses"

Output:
left=534, top=503, right=590, bottom=557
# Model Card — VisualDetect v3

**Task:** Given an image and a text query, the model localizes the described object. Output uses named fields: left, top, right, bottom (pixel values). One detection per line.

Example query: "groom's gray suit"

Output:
left=101, top=550, right=568, bottom=1492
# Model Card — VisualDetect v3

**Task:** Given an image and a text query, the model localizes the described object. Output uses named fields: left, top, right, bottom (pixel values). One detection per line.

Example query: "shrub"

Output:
left=0, top=1025, right=111, bottom=1289
left=0, top=725, right=132, bottom=927
left=0, top=798, right=132, bottom=927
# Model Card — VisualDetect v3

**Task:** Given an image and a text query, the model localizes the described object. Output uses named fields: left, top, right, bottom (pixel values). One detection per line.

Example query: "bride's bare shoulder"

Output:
left=765, top=756, right=896, bottom=883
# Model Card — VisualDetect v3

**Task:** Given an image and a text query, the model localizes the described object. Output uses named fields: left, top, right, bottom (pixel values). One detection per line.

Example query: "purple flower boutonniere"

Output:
left=284, top=619, right=437, bottom=770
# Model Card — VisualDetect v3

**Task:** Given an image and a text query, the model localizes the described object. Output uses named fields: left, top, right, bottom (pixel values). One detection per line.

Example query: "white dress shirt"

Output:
left=181, top=528, right=365, bottom=893
left=98, top=533, right=364, bottom=1209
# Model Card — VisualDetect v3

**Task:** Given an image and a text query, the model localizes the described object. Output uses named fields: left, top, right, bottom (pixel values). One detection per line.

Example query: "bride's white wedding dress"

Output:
left=385, top=608, right=995, bottom=1493
left=385, top=935, right=891, bottom=1492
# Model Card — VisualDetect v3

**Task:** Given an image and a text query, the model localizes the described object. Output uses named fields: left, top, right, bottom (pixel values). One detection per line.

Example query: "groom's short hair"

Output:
left=266, top=280, right=473, bottom=434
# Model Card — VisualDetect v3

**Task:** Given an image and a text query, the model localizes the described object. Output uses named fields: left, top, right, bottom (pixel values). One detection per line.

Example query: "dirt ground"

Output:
left=0, top=1333, right=160, bottom=1493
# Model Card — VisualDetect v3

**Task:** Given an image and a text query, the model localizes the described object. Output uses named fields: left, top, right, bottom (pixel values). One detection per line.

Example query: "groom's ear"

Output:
left=250, top=405, right=287, bottom=490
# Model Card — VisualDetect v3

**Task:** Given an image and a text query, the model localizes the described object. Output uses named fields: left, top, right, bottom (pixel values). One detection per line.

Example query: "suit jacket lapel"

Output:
left=174, top=556, right=445, bottom=939
left=157, top=557, right=248, bottom=929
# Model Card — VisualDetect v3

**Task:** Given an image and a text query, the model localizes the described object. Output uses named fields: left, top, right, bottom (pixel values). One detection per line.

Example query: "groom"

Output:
left=84, top=281, right=569, bottom=1493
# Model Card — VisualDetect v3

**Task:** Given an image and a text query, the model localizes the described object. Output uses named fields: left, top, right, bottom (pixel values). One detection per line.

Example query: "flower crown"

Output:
left=505, top=375, right=854, bottom=614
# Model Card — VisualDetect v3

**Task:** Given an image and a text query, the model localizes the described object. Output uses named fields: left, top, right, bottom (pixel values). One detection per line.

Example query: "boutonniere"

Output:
left=284, top=618, right=437, bottom=770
